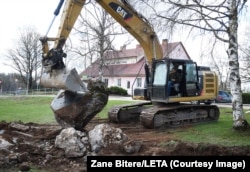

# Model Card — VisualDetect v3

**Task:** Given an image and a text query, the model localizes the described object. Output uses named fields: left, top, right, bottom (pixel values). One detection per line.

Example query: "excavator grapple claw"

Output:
left=40, top=68, right=86, bottom=92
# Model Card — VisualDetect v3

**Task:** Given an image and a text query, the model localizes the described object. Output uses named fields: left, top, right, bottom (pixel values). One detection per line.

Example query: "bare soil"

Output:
left=1, top=118, right=250, bottom=172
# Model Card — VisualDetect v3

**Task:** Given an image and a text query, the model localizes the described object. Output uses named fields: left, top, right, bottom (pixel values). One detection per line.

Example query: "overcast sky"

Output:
left=0, top=0, right=249, bottom=74
left=0, top=0, right=59, bottom=73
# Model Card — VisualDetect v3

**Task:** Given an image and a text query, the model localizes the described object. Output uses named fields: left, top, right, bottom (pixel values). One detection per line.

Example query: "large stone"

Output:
left=52, top=80, right=109, bottom=131
left=9, top=122, right=29, bottom=132
left=88, top=124, right=128, bottom=153
left=123, top=140, right=142, bottom=154
left=0, top=136, right=14, bottom=150
left=55, top=128, right=89, bottom=158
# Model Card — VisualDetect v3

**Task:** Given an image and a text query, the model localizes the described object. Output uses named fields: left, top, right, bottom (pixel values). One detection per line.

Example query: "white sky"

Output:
left=0, top=0, right=249, bottom=74
left=0, top=0, right=59, bottom=73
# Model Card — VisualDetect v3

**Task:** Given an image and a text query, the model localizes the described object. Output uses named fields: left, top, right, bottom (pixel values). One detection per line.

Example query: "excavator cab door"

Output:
left=184, top=62, right=200, bottom=96
left=150, top=60, right=168, bottom=100
left=150, top=59, right=200, bottom=102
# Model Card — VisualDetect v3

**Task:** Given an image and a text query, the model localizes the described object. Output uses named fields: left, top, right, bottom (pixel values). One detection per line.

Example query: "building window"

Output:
left=117, top=78, right=121, bottom=87
left=127, top=81, right=130, bottom=89
left=136, top=78, right=142, bottom=87
left=104, top=78, right=108, bottom=86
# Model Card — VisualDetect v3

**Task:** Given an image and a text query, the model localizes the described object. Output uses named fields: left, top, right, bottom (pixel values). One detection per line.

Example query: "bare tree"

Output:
left=72, top=1, right=130, bottom=79
left=133, top=0, right=248, bottom=130
left=239, top=25, right=250, bottom=84
left=5, top=26, right=42, bottom=91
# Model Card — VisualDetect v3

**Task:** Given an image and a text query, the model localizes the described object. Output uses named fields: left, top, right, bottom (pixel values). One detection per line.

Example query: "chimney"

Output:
left=162, top=39, right=168, bottom=56
left=120, top=45, right=126, bottom=51
left=162, top=39, right=168, bottom=47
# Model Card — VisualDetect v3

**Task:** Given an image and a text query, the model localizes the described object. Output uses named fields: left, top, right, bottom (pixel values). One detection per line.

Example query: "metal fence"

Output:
left=0, top=88, right=59, bottom=96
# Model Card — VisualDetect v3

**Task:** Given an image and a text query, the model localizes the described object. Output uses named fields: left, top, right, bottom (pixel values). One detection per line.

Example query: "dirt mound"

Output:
left=0, top=119, right=250, bottom=172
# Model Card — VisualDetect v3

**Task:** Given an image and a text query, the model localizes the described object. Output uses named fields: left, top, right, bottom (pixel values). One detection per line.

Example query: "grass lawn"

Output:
left=176, top=107, right=250, bottom=146
left=1, top=96, right=250, bottom=146
left=0, top=96, right=56, bottom=124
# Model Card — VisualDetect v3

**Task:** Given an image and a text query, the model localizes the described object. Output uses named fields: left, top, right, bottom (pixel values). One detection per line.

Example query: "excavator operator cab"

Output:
left=150, top=59, right=200, bottom=102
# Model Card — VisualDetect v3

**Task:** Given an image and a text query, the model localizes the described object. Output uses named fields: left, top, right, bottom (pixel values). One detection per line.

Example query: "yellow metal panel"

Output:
left=97, top=0, right=163, bottom=63
left=54, top=0, right=86, bottom=48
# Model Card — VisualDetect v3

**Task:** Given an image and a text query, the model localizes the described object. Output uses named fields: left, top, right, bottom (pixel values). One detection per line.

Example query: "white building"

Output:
left=81, top=39, right=191, bottom=95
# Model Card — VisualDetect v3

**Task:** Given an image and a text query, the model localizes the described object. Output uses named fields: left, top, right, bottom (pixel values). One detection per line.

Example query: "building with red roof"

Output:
left=80, top=39, right=191, bottom=95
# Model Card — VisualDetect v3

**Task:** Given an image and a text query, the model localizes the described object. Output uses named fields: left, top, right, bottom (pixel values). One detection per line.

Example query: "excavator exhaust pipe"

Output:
left=40, top=68, right=87, bottom=92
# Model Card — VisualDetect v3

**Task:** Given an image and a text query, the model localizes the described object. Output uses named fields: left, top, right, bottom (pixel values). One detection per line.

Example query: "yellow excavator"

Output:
left=40, top=0, right=220, bottom=130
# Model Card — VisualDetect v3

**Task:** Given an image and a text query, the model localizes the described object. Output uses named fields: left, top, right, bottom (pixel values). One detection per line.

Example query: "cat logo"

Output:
left=116, top=6, right=127, bottom=18
left=109, top=2, right=133, bottom=20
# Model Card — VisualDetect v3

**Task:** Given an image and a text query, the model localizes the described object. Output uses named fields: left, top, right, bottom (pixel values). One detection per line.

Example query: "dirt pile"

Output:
left=0, top=119, right=250, bottom=172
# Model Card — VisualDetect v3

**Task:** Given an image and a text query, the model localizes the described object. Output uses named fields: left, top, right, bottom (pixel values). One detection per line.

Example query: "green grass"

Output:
left=175, top=108, right=250, bottom=146
left=1, top=96, right=250, bottom=147
left=95, top=100, right=137, bottom=119
left=0, top=96, right=132, bottom=123
left=0, top=96, right=56, bottom=124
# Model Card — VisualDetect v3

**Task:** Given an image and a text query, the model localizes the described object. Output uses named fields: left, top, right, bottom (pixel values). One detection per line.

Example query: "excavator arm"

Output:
left=40, top=0, right=164, bottom=90
left=40, top=0, right=86, bottom=71
left=39, top=0, right=164, bottom=131
left=41, top=0, right=163, bottom=76
left=40, top=0, right=87, bottom=92
left=40, top=0, right=109, bottom=131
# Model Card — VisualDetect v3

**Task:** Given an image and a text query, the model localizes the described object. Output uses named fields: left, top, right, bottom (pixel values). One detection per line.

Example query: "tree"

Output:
left=239, top=25, right=250, bottom=85
left=134, top=0, right=248, bottom=130
left=0, top=73, right=26, bottom=94
left=5, top=26, right=42, bottom=91
left=72, top=1, right=130, bottom=79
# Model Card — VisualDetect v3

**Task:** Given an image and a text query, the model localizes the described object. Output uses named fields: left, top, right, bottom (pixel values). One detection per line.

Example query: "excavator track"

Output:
left=140, top=103, right=220, bottom=129
left=108, top=102, right=220, bottom=129
left=108, top=101, right=152, bottom=123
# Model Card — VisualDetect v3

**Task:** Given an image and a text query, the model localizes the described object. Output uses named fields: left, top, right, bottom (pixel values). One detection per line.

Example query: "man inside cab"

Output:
left=167, top=68, right=182, bottom=96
